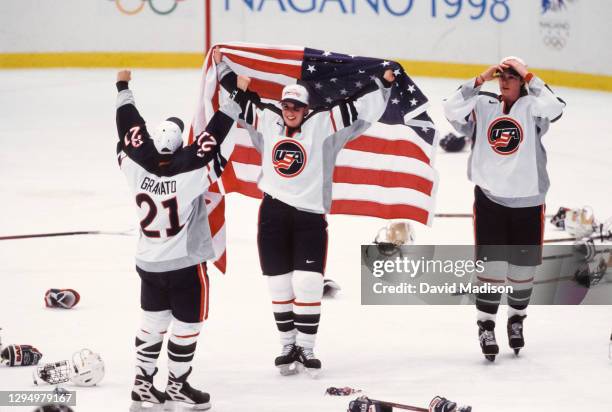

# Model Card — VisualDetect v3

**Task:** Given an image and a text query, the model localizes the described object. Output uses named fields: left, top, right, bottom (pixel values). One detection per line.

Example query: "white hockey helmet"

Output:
left=152, top=117, right=184, bottom=154
left=371, top=220, right=416, bottom=258
left=70, top=348, right=105, bottom=387
left=379, top=220, right=416, bottom=246
left=499, top=55, right=526, bottom=67
left=564, top=206, right=595, bottom=239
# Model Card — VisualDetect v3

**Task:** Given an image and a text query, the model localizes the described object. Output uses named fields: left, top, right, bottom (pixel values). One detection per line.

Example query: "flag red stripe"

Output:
left=330, top=200, right=430, bottom=224
left=188, top=125, right=195, bottom=145
left=209, top=181, right=221, bottom=194
left=213, top=251, right=226, bottom=275
left=345, top=135, right=431, bottom=164
left=224, top=52, right=302, bottom=79
left=220, top=161, right=263, bottom=198
left=231, top=145, right=262, bottom=165
left=207, top=197, right=225, bottom=237
left=333, top=166, right=433, bottom=195
left=220, top=44, right=304, bottom=61
left=224, top=176, right=263, bottom=199
left=248, top=77, right=284, bottom=101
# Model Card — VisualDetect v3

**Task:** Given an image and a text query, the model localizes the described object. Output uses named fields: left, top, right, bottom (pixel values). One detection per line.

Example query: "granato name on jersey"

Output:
left=140, top=177, right=177, bottom=195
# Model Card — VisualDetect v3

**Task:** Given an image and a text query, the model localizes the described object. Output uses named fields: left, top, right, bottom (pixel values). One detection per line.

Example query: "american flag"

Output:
left=190, top=42, right=439, bottom=273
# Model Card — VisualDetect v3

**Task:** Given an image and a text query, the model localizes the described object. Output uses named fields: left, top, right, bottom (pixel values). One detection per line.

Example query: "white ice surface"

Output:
left=0, top=70, right=611, bottom=411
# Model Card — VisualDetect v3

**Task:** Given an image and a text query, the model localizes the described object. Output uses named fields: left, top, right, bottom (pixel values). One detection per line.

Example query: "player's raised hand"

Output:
left=117, top=69, right=131, bottom=83
left=383, top=69, right=395, bottom=83
left=500, top=58, right=528, bottom=78
left=213, top=48, right=222, bottom=65
left=237, top=75, right=251, bottom=92
left=479, top=65, right=499, bottom=82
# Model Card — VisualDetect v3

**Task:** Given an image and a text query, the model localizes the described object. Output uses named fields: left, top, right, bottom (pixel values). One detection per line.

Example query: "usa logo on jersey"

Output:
left=272, top=140, right=306, bottom=177
left=487, top=117, right=523, bottom=155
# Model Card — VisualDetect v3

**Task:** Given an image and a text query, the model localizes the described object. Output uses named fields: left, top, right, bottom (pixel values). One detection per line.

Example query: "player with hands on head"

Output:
left=115, top=69, right=245, bottom=411
left=443, top=56, right=565, bottom=361
left=213, top=47, right=394, bottom=376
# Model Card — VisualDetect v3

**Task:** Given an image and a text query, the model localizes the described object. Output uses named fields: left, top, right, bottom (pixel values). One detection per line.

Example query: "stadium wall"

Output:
left=1, top=0, right=610, bottom=91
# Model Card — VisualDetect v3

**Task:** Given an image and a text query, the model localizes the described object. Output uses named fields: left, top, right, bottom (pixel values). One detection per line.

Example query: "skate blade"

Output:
left=296, top=362, right=321, bottom=379
left=485, top=355, right=496, bottom=362
left=163, top=401, right=211, bottom=411
left=278, top=362, right=299, bottom=376
left=130, top=401, right=164, bottom=411
left=513, top=348, right=521, bottom=356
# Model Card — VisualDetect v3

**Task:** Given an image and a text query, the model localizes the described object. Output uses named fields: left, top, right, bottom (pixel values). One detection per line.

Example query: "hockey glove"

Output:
left=323, top=279, right=341, bottom=298
left=429, top=396, right=457, bottom=412
left=347, top=397, right=391, bottom=412
left=1, top=344, right=43, bottom=366
left=550, top=207, right=569, bottom=229
left=44, top=289, right=80, bottom=309
left=429, top=396, right=472, bottom=412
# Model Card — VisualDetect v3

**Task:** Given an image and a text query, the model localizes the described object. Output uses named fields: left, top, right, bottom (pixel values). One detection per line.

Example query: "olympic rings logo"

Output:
left=110, top=0, right=186, bottom=16
left=542, top=35, right=567, bottom=50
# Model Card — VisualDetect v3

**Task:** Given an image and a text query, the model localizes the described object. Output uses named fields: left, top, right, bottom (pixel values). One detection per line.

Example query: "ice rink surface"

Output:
left=1, top=69, right=611, bottom=411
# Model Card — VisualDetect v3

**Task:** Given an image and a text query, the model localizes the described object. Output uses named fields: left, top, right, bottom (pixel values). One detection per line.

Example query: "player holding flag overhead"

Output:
left=214, top=49, right=394, bottom=376
left=114, top=69, right=247, bottom=410
left=443, top=57, right=565, bottom=361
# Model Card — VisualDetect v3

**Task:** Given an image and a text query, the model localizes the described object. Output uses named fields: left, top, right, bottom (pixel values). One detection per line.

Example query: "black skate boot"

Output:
left=130, top=367, right=166, bottom=411
left=275, top=343, right=299, bottom=376
left=296, top=346, right=321, bottom=377
left=477, top=320, right=499, bottom=362
left=507, top=315, right=527, bottom=355
left=164, top=367, right=210, bottom=411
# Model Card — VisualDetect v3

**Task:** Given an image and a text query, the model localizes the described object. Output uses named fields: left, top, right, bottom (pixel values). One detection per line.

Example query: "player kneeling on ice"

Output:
left=213, top=49, right=394, bottom=377
left=114, top=69, right=246, bottom=410
left=443, top=57, right=565, bottom=362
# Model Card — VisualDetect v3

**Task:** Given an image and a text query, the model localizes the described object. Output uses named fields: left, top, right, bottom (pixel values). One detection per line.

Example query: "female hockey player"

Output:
left=213, top=49, right=394, bottom=376
left=115, top=69, right=247, bottom=410
left=442, top=57, right=565, bottom=361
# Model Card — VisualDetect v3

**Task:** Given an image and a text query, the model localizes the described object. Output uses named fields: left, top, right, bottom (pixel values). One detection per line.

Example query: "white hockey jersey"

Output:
left=442, top=74, right=565, bottom=207
left=218, top=62, right=391, bottom=213
left=116, top=84, right=239, bottom=272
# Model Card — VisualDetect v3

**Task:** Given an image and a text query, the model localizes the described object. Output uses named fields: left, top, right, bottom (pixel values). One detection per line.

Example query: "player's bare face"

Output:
left=498, top=73, right=522, bottom=104
left=281, top=102, right=308, bottom=128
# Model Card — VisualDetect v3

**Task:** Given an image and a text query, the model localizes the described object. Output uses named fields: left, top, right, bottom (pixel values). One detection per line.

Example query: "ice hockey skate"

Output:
left=295, top=346, right=321, bottom=377
left=130, top=367, right=166, bottom=411
left=275, top=343, right=299, bottom=376
left=507, top=315, right=527, bottom=355
left=163, top=367, right=210, bottom=411
left=477, top=320, right=499, bottom=362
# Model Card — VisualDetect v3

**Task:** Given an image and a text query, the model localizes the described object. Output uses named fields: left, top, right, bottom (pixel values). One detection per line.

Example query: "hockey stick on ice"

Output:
left=544, top=232, right=612, bottom=243
left=0, top=228, right=136, bottom=241
left=367, top=398, right=428, bottom=412
left=435, top=213, right=554, bottom=218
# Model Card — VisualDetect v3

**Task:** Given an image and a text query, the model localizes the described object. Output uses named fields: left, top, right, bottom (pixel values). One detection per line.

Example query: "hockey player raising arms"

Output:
left=115, top=70, right=246, bottom=410
left=213, top=49, right=394, bottom=376
left=443, top=57, right=565, bottom=361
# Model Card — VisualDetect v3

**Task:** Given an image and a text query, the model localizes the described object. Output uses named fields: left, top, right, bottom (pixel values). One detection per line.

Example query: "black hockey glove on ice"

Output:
left=348, top=397, right=392, bottom=412
left=429, top=396, right=472, bottom=412
left=1, top=344, right=43, bottom=366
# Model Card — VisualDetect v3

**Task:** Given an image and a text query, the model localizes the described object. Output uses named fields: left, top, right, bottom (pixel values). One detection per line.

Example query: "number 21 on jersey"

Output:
left=135, top=194, right=183, bottom=238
